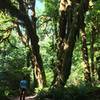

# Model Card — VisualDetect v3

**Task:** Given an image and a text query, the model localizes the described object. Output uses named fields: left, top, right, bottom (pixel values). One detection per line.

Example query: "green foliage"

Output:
left=0, top=11, right=31, bottom=96
left=36, top=85, right=95, bottom=100
left=44, top=0, right=59, bottom=20
left=66, top=40, right=84, bottom=86
left=0, top=41, right=31, bottom=96
left=0, top=0, right=100, bottom=99
left=85, top=0, right=100, bottom=38
left=85, top=0, right=100, bottom=82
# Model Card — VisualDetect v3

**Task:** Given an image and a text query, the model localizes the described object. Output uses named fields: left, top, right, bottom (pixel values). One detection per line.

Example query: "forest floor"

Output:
left=7, top=87, right=100, bottom=100
left=9, top=96, right=36, bottom=100
left=8, top=89, right=100, bottom=100
left=8, top=94, right=38, bottom=100
left=9, top=95, right=38, bottom=100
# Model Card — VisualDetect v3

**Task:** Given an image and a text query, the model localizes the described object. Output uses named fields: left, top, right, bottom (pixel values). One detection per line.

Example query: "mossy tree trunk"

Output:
left=53, top=0, right=79, bottom=88
left=90, top=26, right=95, bottom=81
left=0, top=0, right=46, bottom=88
left=81, top=27, right=91, bottom=84
left=19, top=0, right=46, bottom=88
left=80, top=0, right=91, bottom=85
left=52, top=0, right=91, bottom=88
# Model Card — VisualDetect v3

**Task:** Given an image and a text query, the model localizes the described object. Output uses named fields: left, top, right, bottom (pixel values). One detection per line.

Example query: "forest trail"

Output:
left=9, top=95, right=38, bottom=100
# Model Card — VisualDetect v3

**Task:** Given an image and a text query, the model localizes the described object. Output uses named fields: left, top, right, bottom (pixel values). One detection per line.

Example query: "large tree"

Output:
left=0, top=0, right=46, bottom=88
left=52, top=0, right=90, bottom=88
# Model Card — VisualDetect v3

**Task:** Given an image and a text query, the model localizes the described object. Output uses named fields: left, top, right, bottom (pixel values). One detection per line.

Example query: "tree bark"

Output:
left=90, top=26, right=95, bottom=79
left=0, top=0, right=46, bottom=88
left=81, top=27, right=91, bottom=84
left=80, top=0, right=91, bottom=85
left=19, top=0, right=46, bottom=88
left=52, top=0, right=80, bottom=88
left=52, top=0, right=90, bottom=88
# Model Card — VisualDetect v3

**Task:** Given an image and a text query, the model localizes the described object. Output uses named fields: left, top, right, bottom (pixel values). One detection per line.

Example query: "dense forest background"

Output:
left=0, top=0, right=100, bottom=100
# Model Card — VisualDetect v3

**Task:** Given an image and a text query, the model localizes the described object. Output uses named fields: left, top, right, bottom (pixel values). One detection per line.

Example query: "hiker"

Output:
left=20, top=76, right=28, bottom=100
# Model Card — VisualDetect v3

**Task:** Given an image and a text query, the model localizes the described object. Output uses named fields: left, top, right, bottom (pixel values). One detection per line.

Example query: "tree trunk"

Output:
left=81, top=27, right=91, bottom=84
left=30, top=0, right=46, bottom=88
left=17, top=0, right=46, bottom=88
left=90, top=26, right=95, bottom=79
left=52, top=0, right=80, bottom=88
left=80, top=0, right=91, bottom=85
left=52, top=0, right=90, bottom=88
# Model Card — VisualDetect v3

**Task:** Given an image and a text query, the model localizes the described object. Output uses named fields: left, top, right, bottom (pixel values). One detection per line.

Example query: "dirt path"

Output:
left=9, top=94, right=38, bottom=100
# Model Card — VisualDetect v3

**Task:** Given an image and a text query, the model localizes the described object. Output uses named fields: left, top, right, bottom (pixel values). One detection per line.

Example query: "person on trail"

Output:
left=20, top=76, right=28, bottom=100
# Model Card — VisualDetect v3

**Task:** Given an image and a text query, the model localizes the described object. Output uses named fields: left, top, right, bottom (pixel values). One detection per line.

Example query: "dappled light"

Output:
left=0, top=0, right=100, bottom=100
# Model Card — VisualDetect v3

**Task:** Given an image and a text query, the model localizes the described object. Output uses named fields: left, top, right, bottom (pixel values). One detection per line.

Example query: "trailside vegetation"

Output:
left=0, top=0, right=100, bottom=100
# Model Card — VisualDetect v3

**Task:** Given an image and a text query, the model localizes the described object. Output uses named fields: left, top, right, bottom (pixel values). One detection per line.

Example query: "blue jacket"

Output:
left=20, top=80, right=28, bottom=89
